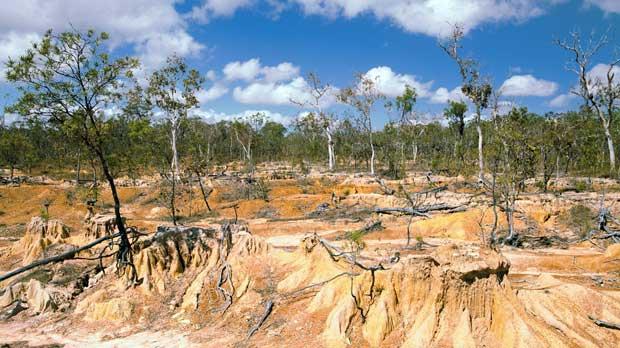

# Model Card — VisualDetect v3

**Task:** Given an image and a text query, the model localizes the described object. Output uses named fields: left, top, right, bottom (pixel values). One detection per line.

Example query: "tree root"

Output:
left=247, top=299, right=274, bottom=339
left=588, top=315, right=620, bottom=330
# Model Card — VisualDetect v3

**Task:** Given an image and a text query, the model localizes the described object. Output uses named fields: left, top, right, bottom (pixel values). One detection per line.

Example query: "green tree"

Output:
left=147, top=54, right=204, bottom=225
left=5, top=29, right=139, bottom=270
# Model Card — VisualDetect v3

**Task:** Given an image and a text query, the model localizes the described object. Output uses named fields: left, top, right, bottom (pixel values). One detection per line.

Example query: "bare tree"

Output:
left=440, top=25, right=492, bottom=183
left=556, top=30, right=620, bottom=175
left=291, top=72, right=337, bottom=171
left=338, top=74, right=385, bottom=175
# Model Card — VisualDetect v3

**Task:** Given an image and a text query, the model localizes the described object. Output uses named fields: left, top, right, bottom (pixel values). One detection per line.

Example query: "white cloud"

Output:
left=223, top=59, right=262, bottom=81
left=233, top=77, right=312, bottom=105
left=585, top=0, right=620, bottom=13
left=363, top=66, right=433, bottom=98
left=291, top=0, right=557, bottom=38
left=0, top=0, right=204, bottom=73
left=262, top=62, right=300, bottom=82
left=197, top=84, right=229, bottom=103
left=549, top=93, right=577, bottom=108
left=587, top=63, right=620, bottom=86
left=500, top=74, right=559, bottom=97
left=223, top=58, right=300, bottom=82
left=189, top=0, right=254, bottom=23
left=192, top=108, right=294, bottom=125
left=0, top=31, right=41, bottom=81
left=430, top=86, right=466, bottom=104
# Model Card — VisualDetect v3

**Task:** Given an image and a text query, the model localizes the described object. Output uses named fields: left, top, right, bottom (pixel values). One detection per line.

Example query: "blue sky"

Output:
left=1, top=0, right=619, bottom=127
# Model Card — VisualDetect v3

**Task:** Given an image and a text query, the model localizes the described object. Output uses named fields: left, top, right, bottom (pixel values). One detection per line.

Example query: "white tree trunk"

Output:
left=603, top=121, right=616, bottom=173
left=370, top=141, right=375, bottom=175
left=326, top=128, right=335, bottom=171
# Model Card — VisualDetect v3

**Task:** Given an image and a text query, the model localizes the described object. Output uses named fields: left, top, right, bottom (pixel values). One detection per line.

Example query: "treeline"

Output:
left=0, top=106, right=616, bottom=181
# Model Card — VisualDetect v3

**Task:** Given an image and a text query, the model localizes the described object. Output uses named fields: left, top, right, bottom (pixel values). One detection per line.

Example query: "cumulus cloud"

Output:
left=585, top=0, right=620, bottom=13
left=197, top=84, right=229, bottom=103
left=363, top=66, right=433, bottom=98
left=430, top=86, right=466, bottom=104
left=223, top=58, right=300, bottom=82
left=233, top=77, right=312, bottom=105
left=189, top=0, right=254, bottom=23
left=587, top=63, right=620, bottom=86
left=290, top=0, right=558, bottom=38
left=500, top=74, right=559, bottom=97
left=192, top=108, right=294, bottom=125
left=0, top=0, right=204, bottom=74
left=549, top=93, right=577, bottom=108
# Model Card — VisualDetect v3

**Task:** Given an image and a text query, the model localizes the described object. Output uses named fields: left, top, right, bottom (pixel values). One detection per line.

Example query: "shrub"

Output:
left=561, top=204, right=594, bottom=238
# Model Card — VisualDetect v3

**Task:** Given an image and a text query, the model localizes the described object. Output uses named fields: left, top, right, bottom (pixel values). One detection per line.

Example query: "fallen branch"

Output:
left=247, top=299, right=274, bottom=339
left=374, top=203, right=465, bottom=217
left=588, top=315, right=620, bottom=330
left=0, top=232, right=121, bottom=283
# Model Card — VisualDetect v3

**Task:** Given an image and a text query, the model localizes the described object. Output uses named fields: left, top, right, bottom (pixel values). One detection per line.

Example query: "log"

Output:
left=588, top=315, right=620, bottom=330
left=374, top=203, right=465, bottom=217
left=0, top=232, right=121, bottom=283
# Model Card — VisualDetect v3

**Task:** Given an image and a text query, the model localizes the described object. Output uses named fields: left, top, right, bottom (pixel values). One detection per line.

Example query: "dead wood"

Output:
left=588, top=315, right=620, bottom=330
left=374, top=203, right=466, bottom=217
left=0, top=232, right=121, bottom=283
left=247, top=299, right=274, bottom=339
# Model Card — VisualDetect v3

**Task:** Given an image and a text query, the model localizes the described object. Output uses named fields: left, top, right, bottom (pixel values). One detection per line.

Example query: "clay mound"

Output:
left=77, top=225, right=272, bottom=323
left=0, top=279, right=70, bottom=315
left=278, top=237, right=581, bottom=347
left=517, top=274, right=620, bottom=347
left=84, top=213, right=120, bottom=240
left=13, top=217, right=70, bottom=265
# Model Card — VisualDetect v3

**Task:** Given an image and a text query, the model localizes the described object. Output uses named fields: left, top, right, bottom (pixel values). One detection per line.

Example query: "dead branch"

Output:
left=374, top=177, right=395, bottom=195
left=247, top=299, right=274, bottom=339
left=374, top=203, right=465, bottom=217
left=0, top=232, right=121, bottom=283
left=588, top=315, right=620, bottom=330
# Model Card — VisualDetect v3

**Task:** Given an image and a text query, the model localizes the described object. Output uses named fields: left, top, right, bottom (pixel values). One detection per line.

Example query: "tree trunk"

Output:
left=10, top=165, right=14, bottom=180
left=197, top=173, right=212, bottom=212
left=327, top=130, right=335, bottom=171
left=97, top=151, right=130, bottom=254
left=603, top=121, right=616, bottom=175
left=170, top=174, right=178, bottom=225
left=370, top=141, right=375, bottom=175
left=76, top=148, right=81, bottom=184
left=476, top=113, right=484, bottom=183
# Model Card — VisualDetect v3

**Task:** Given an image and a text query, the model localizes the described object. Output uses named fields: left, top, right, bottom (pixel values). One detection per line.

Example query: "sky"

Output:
left=0, top=0, right=619, bottom=127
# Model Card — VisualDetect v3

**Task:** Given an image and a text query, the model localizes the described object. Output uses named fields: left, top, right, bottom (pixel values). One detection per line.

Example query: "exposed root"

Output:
left=247, top=299, right=274, bottom=339
left=589, top=315, right=620, bottom=330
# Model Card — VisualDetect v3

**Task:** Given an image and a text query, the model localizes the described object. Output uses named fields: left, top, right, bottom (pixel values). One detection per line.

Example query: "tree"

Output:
left=233, top=112, right=266, bottom=172
left=291, top=72, right=337, bottom=171
left=556, top=30, right=620, bottom=175
left=338, top=74, right=385, bottom=175
left=386, top=84, right=417, bottom=174
left=147, top=54, right=204, bottom=225
left=490, top=107, right=538, bottom=243
left=440, top=25, right=492, bottom=182
left=5, top=28, right=139, bottom=271
left=444, top=100, right=468, bottom=166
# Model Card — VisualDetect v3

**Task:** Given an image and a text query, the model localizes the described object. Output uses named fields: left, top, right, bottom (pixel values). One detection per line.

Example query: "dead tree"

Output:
left=556, top=30, right=620, bottom=175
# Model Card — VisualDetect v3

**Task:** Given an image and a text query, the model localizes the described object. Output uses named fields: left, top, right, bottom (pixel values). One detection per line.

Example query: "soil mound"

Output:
left=13, top=217, right=70, bottom=265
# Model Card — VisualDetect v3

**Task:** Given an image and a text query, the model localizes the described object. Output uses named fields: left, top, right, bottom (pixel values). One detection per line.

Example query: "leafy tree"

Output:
left=147, top=54, right=204, bottom=225
left=440, top=25, right=492, bottom=182
left=338, top=74, right=385, bottom=175
left=5, top=28, right=139, bottom=269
